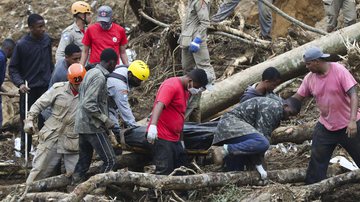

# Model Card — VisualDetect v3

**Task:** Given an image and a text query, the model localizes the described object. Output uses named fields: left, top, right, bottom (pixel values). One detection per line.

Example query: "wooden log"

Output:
left=294, top=169, right=360, bottom=200
left=0, top=153, right=149, bottom=199
left=270, top=121, right=315, bottom=144
left=200, top=23, right=360, bottom=120
left=61, top=166, right=343, bottom=202
left=6, top=192, right=110, bottom=202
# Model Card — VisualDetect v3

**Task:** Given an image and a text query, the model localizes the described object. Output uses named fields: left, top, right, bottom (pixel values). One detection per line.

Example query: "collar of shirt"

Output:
left=95, top=63, right=110, bottom=76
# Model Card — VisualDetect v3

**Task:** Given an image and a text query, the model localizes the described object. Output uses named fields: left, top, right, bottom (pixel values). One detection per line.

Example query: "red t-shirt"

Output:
left=148, top=77, right=189, bottom=142
left=82, top=23, right=128, bottom=64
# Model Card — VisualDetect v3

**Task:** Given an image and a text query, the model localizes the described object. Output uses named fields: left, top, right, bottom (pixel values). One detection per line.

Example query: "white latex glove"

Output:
left=180, top=141, right=185, bottom=149
left=256, top=164, right=268, bottom=180
left=147, top=124, right=158, bottom=144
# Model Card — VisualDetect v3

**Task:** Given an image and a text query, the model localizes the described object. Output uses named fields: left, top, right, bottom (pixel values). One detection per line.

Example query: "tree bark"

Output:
left=0, top=153, right=149, bottom=199
left=200, top=23, right=360, bottom=120
left=61, top=166, right=343, bottom=202
left=270, top=121, right=315, bottom=144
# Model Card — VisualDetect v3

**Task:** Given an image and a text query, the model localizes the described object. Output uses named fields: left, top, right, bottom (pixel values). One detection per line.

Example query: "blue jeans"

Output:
left=223, top=133, right=269, bottom=171
left=305, top=121, right=360, bottom=184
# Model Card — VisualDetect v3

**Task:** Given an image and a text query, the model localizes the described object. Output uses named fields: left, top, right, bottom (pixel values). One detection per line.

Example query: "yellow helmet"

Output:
left=128, top=60, right=150, bottom=81
left=71, top=1, right=91, bottom=14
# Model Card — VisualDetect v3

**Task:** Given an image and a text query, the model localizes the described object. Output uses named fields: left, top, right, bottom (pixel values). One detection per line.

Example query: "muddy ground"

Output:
left=0, top=0, right=360, bottom=201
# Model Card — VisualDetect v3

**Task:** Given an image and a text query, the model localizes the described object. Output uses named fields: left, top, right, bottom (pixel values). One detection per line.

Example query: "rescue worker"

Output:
left=72, top=48, right=118, bottom=184
left=178, top=0, right=216, bottom=123
left=80, top=5, right=129, bottom=66
left=107, top=60, right=150, bottom=140
left=55, top=1, right=92, bottom=63
left=24, top=63, right=86, bottom=184
left=147, top=68, right=209, bottom=175
left=211, top=97, right=301, bottom=179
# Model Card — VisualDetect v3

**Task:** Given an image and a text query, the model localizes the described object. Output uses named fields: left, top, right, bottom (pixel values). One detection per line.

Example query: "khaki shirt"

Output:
left=178, top=0, right=210, bottom=47
left=55, top=22, right=84, bottom=63
left=75, top=64, right=111, bottom=134
left=28, top=82, right=79, bottom=153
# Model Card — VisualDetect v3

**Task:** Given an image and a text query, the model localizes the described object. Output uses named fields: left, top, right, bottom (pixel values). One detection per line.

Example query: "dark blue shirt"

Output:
left=0, top=49, right=6, bottom=87
left=9, top=33, right=53, bottom=88
left=49, top=58, right=68, bottom=88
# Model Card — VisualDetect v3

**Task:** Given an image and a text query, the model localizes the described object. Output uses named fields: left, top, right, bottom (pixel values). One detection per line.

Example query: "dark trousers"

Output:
left=20, top=86, right=48, bottom=155
left=154, top=138, right=187, bottom=175
left=223, top=133, right=269, bottom=171
left=305, top=121, right=360, bottom=184
left=73, top=132, right=116, bottom=179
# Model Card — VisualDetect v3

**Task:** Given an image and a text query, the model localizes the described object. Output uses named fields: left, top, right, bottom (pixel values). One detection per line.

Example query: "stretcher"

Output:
left=115, top=121, right=218, bottom=155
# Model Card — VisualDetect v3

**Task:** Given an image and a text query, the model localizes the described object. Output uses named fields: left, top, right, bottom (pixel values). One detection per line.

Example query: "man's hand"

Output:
left=19, top=84, right=30, bottom=94
left=105, top=118, right=115, bottom=129
left=24, top=119, right=35, bottom=134
left=147, top=124, right=158, bottom=144
left=346, top=120, right=357, bottom=138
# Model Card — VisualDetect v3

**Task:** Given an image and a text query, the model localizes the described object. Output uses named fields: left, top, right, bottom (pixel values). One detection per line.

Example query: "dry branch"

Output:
left=212, top=31, right=270, bottom=49
left=294, top=169, right=360, bottom=200
left=60, top=166, right=345, bottom=202
left=14, top=192, right=109, bottom=202
left=139, top=10, right=170, bottom=28
left=259, top=0, right=327, bottom=35
left=271, top=121, right=315, bottom=144
left=209, top=24, right=271, bottom=45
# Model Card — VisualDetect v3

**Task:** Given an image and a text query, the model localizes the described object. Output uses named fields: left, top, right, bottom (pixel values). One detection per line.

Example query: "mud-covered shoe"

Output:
left=211, top=146, right=226, bottom=166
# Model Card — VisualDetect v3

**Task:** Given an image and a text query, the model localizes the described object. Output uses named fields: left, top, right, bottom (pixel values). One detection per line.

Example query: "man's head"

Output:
left=186, top=69, right=208, bottom=94
left=67, top=63, right=86, bottom=91
left=71, top=1, right=92, bottom=25
left=97, top=5, right=113, bottom=30
left=1, top=39, right=15, bottom=58
left=282, top=97, right=302, bottom=120
left=100, top=48, right=118, bottom=73
left=28, top=14, right=46, bottom=39
left=65, top=44, right=81, bottom=67
left=127, top=60, right=150, bottom=87
left=261, top=67, right=281, bottom=92
left=303, top=47, right=330, bottom=74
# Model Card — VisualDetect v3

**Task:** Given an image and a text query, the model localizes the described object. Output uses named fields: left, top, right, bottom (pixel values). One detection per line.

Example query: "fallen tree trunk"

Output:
left=61, top=166, right=343, bottom=202
left=0, top=153, right=149, bottom=198
left=201, top=23, right=360, bottom=120
left=270, top=121, right=316, bottom=144
left=294, top=169, right=360, bottom=200
left=3, top=192, right=110, bottom=202
left=248, top=169, right=360, bottom=201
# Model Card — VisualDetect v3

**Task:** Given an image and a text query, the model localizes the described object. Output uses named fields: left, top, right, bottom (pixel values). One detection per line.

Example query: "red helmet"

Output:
left=67, top=63, right=86, bottom=84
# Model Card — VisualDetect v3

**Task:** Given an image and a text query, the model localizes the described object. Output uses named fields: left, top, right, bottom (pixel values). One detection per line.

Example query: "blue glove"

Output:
left=189, top=37, right=202, bottom=53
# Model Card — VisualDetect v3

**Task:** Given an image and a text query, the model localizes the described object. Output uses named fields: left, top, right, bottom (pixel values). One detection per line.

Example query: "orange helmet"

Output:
left=67, top=63, right=86, bottom=85
left=71, top=1, right=91, bottom=15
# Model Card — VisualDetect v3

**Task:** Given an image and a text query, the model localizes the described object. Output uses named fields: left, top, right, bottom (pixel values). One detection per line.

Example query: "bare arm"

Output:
left=119, top=45, right=129, bottom=66
left=80, top=45, right=90, bottom=66
left=346, top=86, right=358, bottom=137
left=150, top=101, right=165, bottom=126
left=292, top=93, right=305, bottom=102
